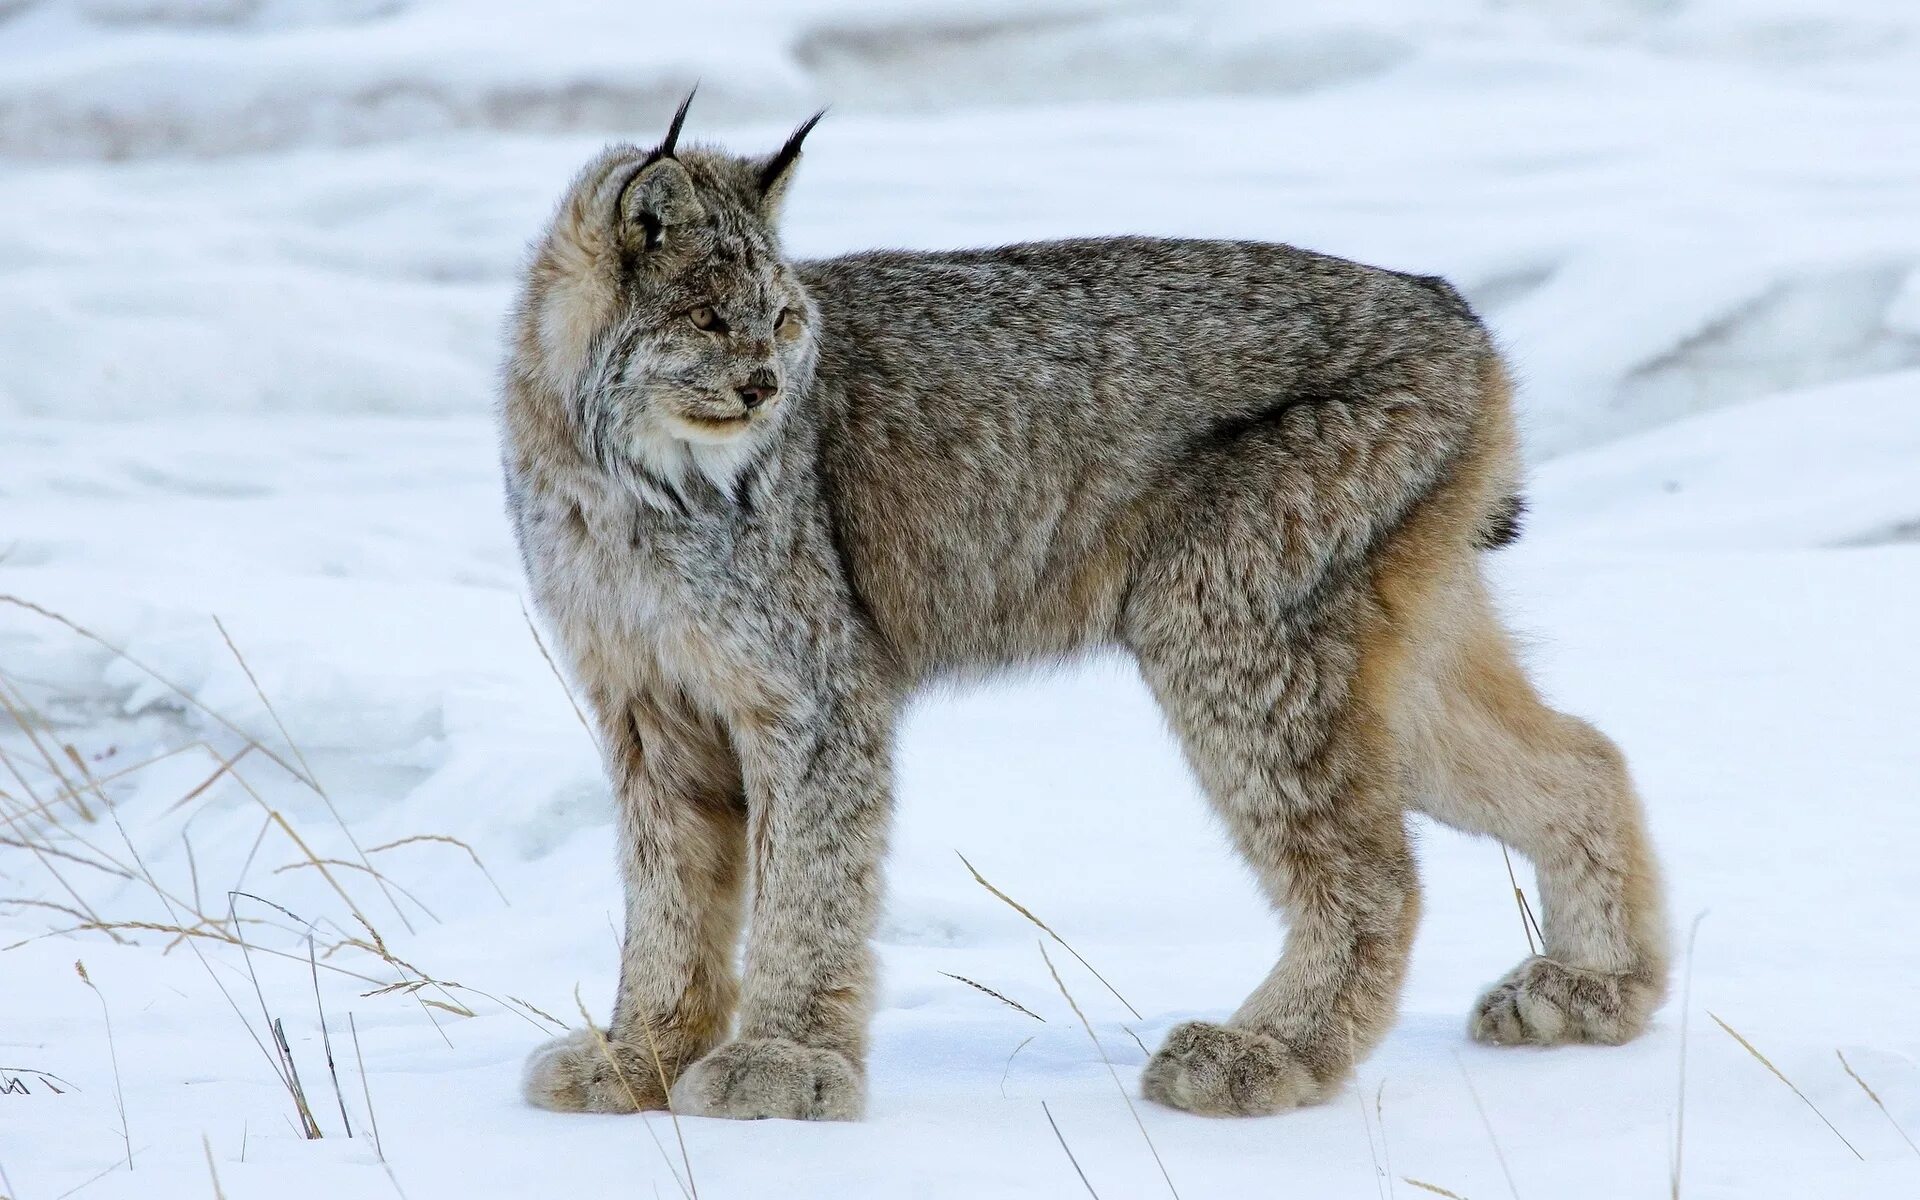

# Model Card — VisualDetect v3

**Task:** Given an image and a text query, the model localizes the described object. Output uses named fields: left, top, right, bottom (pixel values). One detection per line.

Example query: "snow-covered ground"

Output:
left=4, top=2, right=1919, bottom=1197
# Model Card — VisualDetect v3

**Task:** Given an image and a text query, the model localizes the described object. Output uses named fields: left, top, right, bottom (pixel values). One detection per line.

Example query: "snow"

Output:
left=4, top=2, right=1919, bottom=1197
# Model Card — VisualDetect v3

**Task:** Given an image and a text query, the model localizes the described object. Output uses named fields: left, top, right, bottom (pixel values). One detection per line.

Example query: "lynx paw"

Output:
left=1141, top=1021, right=1322, bottom=1117
left=522, top=1029, right=666, bottom=1113
left=1470, top=956, right=1661, bottom=1047
left=670, top=1038, right=864, bottom=1121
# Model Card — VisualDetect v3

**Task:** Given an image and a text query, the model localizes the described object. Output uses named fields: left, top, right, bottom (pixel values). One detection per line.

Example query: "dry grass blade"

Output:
left=1453, top=1053, right=1519, bottom=1200
left=1498, top=847, right=1542, bottom=955
left=74, top=960, right=131, bottom=1169
left=202, top=1132, right=228, bottom=1200
left=631, top=1012, right=698, bottom=1200
left=342, top=923, right=561, bottom=1034
left=1001, top=1035, right=1036, bottom=1099
left=522, top=603, right=594, bottom=740
left=228, top=892, right=324, bottom=1136
left=213, top=615, right=415, bottom=935
left=1670, top=911, right=1706, bottom=1199
left=350, top=1013, right=385, bottom=1162
left=88, top=795, right=339, bottom=1114
left=1404, top=1180, right=1469, bottom=1199
left=1837, top=1050, right=1919, bottom=1158
left=272, top=858, right=440, bottom=924
left=0, top=836, right=128, bottom=878
left=271, top=1017, right=324, bottom=1139
left=0, top=594, right=316, bottom=788
left=1, top=896, right=95, bottom=923
left=0, top=1065, right=81, bottom=1093
left=572, top=987, right=694, bottom=1200
left=1042, top=1101, right=1102, bottom=1199
left=364, top=834, right=509, bottom=906
left=51, top=1156, right=123, bottom=1199
left=1356, top=1074, right=1386, bottom=1200
left=0, top=676, right=93, bottom=822
left=60, top=743, right=110, bottom=822
left=0, top=754, right=126, bottom=942
left=958, top=851, right=1141, bottom=1020
left=1709, top=1012, right=1862, bottom=1159
left=161, top=746, right=251, bottom=816
left=1378, top=1082, right=1398, bottom=1200
left=1038, top=940, right=1179, bottom=1200
left=309, top=935, right=353, bottom=1137
left=941, top=972, right=1046, bottom=1022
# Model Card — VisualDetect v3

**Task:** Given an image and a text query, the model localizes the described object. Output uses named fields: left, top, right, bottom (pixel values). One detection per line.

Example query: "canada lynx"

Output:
left=501, top=96, right=1668, bottom=1121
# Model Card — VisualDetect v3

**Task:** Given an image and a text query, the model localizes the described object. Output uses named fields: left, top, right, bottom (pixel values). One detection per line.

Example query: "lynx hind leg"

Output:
left=1127, top=574, right=1422, bottom=1117
left=1408, top=575, right=1669, bottom=1047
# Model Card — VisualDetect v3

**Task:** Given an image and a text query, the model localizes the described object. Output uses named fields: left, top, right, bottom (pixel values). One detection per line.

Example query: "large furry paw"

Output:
left=522, top=1029, right=667, bottom=1113
left=670, top=1038, right=864, bottom=1121
left=1141, top=1021, right=1322, bottom=1117
left=1470, top=955, right=1661, bottom=1047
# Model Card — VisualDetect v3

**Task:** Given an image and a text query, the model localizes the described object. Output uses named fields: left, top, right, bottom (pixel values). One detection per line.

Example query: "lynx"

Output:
left=501, top=95, right=1668, bottom=1122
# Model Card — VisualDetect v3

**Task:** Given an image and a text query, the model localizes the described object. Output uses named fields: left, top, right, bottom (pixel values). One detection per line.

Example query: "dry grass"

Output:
left=0, top=594, right=569, bottom=1185
left=202, top=1133, right=228, bottom=1200
left=1377, top=1083, right=1398, bottom=1200
left=941, top=971, right=1046, bottom=1022
left=1403, top=1179, right=1470, bottom=1199
left=1042, top=1100, right=1102, bottom=1199
left=1497, top=847, right=1543, bottom=956
left=958, top=851, right=1141, bottom=1020
left=1836, top=1050, right=1920, bottom=1158
left=350, top=1013, right=386, bottom=1162
left=74, top=960, right=131, bottom=1170
left=1709, top=1012, right=1862, bottom=1160
left=1000, top=1034, right=1037, bottom=1099
left=1037, top=940, right=1179, bottom=1199
left=1669, top=911, right=1707, bottom=1199
left=571, top=987, right=697, bottom=1200
left=1453, top=1053, right=1519, bottom=1200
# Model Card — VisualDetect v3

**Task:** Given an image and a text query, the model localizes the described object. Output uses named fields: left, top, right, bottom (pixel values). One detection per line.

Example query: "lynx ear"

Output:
left=620, top=158, right=705, bottom=251
left=757, top=110, right=825, bottom=215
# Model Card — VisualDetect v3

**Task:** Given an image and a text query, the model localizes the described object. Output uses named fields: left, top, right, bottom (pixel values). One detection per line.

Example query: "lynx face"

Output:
left=521, top=106, right=822, bottom=486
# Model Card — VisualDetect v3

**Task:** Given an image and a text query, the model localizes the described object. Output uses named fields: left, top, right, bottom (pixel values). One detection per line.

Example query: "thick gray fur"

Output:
left=501, top=108, right=1668, bottom=1123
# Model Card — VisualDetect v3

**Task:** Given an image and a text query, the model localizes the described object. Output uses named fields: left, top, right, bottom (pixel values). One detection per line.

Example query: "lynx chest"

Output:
left=521, top=479, right=805, bottom=726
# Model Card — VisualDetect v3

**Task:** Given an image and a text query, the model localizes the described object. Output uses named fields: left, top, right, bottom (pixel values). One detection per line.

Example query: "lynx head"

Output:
left=511, top=93, right=823, bottom=488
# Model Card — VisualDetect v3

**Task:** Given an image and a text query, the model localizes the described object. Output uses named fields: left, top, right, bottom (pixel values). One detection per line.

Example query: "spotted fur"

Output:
left=501, top=105, right=1668, bottom=1122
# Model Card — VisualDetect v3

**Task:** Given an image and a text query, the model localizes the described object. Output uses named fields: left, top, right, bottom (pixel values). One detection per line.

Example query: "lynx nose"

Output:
left=736, top=380, right=778, bottom=410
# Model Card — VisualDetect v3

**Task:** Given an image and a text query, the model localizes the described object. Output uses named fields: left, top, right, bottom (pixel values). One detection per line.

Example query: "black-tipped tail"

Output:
left=1477, top=493, right=1527, bottom=549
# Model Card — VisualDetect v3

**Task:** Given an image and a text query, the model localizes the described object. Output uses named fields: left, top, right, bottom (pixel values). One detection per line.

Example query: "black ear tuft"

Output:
left=642, top=87, right=697, bottom=169
left=758, top=109, right=825, bottom=196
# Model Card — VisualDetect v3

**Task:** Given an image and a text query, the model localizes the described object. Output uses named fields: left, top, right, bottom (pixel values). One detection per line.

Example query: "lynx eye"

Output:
left=776, top=307, right=804, bottom=339
left=687, top=306, right=727, bottom=333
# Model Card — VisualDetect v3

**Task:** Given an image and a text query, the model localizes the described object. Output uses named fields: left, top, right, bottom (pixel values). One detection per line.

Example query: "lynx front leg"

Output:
left=523, top=694, right=746, bottom=1113
left=1129, top=583, right=1419, bottom=1117
left=670, top=696, right=892, bottom=1121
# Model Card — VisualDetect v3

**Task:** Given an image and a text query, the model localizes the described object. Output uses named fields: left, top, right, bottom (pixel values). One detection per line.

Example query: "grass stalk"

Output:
left=1037, top=940, right=1178, bottom=1199
left=1709, top=1012, right=1862, bottom=1160
left=74, top=960, right=131, bottom=1169
left=571, top=987, right=694, bottom=1200
left=1042, top=1101, right=1102, bottom=1199
left=350, top=1014, right=385, bottom=1162
left=941, top=972, right=1046, bottom=1022
left=959, top=851, right=1140, bottom=1020
left=1837, top=1050, right=1919, bottom=1157
left=1454, top=1052, right=1518, bottom=1200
